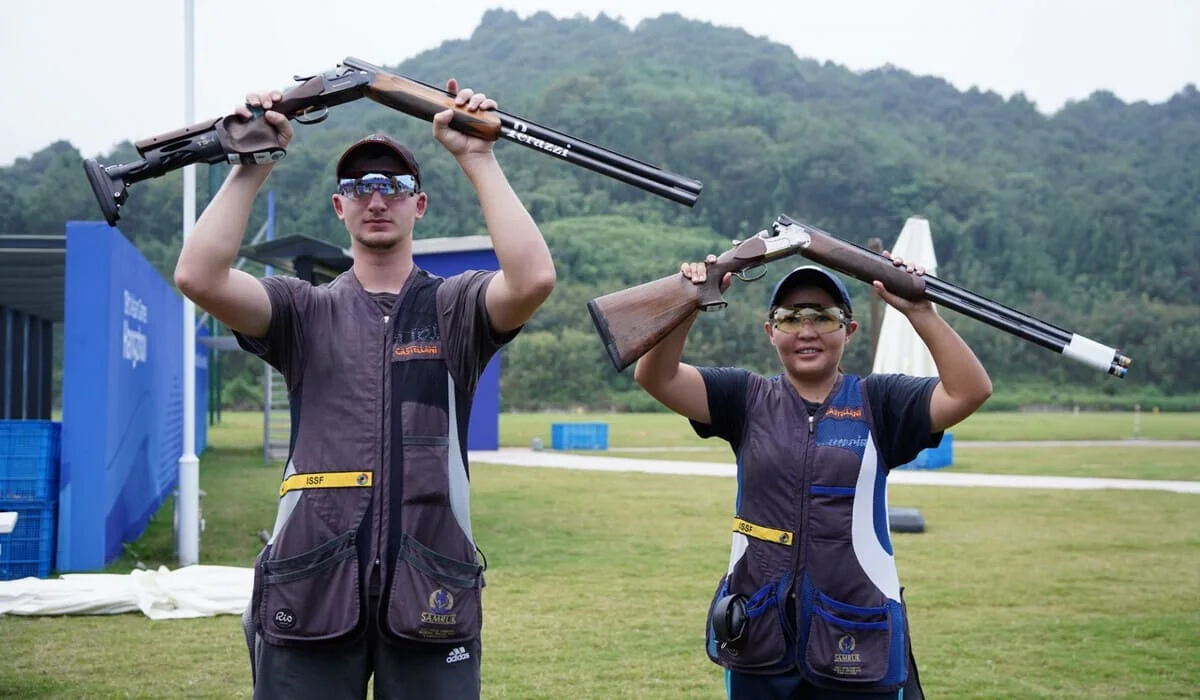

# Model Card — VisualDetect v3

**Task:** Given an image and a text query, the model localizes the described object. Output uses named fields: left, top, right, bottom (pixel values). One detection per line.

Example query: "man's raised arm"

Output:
left=430, top=80, right=556, bottom=334
left=173, top=91, right=291, bottom=338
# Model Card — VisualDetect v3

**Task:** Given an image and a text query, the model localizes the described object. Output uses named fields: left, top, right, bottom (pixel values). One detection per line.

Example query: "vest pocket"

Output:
left=707, top=572, right=792, bottom=671
left=704, top=574, right=731, bottom=663
left=384, top=532, right=483, bottom=644
left=258, top=530, right=361, bottom=646
left=801, top=582, right=907, bottom=690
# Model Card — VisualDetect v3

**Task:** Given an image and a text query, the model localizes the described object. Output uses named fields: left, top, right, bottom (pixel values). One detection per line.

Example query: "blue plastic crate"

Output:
left=898, top=433, right=954, bottom=470
left=0, top=420, right=61, bottom=502
left=551, top=423, right=609, bottom=451
left=0, top=500, right=56, bottom=580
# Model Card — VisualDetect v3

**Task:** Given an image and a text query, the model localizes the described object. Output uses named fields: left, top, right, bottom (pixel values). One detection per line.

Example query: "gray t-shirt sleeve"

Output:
left=232, top=275, right=313, bottom=385
left=436, top=269, right=520, bottom=393
left=864, top=373, right=943, bottom=469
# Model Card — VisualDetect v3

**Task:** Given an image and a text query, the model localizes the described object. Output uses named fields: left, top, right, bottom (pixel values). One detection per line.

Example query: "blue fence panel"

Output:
left=57, top=221, right=208, bottom=572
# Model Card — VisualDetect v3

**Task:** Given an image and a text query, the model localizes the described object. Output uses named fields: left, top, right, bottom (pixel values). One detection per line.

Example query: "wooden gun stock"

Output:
left=366, top=73, right=502, bottom=141
left=587, top=274, right=711, bottom=372
left=586, top=235, right=775, bottom=372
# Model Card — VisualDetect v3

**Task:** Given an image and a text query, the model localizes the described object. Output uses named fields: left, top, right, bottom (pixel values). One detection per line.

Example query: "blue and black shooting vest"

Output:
left=706, top=374, right=912, bottom=693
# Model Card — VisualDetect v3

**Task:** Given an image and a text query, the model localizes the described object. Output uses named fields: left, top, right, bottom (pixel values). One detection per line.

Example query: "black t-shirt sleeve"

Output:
left=688, top=367, right=751, bottom=452
left=865, top=373, right=944, bottom=469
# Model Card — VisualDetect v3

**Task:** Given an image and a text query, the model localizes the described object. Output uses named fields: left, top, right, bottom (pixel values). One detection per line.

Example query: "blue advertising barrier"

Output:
left=57, top=221, right=208, bottom=572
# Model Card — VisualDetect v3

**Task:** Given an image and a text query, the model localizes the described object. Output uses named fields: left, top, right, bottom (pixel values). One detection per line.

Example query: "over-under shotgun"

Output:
left=587, top=215, right=1132, bottom=378
left=84, top=57, right=703, bottom=225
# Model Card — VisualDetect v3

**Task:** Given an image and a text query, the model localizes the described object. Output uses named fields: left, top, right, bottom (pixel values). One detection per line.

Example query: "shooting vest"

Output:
left=247, top=268, right=485, bottom=649
left=705, top=374, right=911, bottom=692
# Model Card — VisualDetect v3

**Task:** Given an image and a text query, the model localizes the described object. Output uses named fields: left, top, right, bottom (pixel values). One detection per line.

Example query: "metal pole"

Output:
left=20, top=311, right=30, bottom=418
left=2, top=307, right=12, bottom=419
left=177, top=0, right=201, bottom=567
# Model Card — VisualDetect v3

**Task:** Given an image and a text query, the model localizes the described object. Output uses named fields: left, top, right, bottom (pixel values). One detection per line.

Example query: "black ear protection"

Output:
left=711, top=594, right=748, bottom=650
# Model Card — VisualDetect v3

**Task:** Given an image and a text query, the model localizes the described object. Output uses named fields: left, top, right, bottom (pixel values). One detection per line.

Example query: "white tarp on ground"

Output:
left=872, top=215, right=940, bottom=377
left=0, top=565, right=251, bottom=619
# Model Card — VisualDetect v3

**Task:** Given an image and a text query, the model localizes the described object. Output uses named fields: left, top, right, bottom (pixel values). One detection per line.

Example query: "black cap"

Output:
left=335, top=134, right=421, bottom=189
left=768, top=265, right=853, bottom=315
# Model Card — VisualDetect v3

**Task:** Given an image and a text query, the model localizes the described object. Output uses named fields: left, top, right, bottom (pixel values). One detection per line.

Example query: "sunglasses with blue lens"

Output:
left=337, top=173, right=419, bottom=200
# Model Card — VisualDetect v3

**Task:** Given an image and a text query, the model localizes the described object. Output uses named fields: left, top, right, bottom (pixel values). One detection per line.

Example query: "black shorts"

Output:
left=244, top=596, right=481, bottom=700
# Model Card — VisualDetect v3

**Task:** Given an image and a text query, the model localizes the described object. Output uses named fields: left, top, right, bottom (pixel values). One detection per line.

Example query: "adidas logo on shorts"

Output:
left=446, top=646, right=471, bottom=664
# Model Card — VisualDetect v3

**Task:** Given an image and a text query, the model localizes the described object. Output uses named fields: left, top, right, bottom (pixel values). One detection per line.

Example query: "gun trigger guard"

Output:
left=294, top=106, right=329, bottom=125
left=734, top=265, right=767, bottom=282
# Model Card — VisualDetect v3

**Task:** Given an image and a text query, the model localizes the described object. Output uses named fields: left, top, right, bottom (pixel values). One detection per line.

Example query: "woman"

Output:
left=633, top=255, right=992, bottom=699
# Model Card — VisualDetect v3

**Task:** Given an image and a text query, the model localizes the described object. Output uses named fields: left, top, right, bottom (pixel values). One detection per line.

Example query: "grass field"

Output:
left=1, top=412, right=1198, bottom=698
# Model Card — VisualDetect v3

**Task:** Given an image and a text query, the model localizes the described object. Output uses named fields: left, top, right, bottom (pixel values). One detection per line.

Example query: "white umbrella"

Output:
left=871, top=216, right=940, bottom=377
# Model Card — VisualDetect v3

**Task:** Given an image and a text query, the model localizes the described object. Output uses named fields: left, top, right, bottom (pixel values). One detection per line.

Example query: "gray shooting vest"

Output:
left=246, top=268, right=487, bottom=649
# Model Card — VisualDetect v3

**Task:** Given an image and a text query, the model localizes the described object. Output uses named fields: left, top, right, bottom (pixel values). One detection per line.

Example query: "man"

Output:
left=174, top=79, right=555, bottom=699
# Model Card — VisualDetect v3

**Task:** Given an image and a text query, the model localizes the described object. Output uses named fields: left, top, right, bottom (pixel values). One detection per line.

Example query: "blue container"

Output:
left=898, top=433, right=954, bottom=470
left=0, top=500, right=56, bottom=580
left=0, top=420, right=61, bottom=502
left=550, top=423, right=609, bottom=451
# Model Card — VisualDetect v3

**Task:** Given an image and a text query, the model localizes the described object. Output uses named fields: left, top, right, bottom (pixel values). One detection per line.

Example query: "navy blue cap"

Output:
left=768, top=265, right=853, bottom=315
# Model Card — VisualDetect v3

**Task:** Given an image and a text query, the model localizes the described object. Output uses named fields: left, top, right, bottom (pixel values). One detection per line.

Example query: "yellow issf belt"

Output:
left=733, top=517, right=794, bottom=546
left=279, top=471, right=372, bottom=497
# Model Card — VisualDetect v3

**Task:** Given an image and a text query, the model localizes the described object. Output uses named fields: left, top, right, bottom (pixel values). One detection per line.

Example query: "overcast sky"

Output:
left=1, top=0, right=1196, bottom=166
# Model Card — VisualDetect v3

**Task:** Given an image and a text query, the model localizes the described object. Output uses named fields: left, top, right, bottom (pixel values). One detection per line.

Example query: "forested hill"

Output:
left=3, top=10, right=1198, bottom=407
